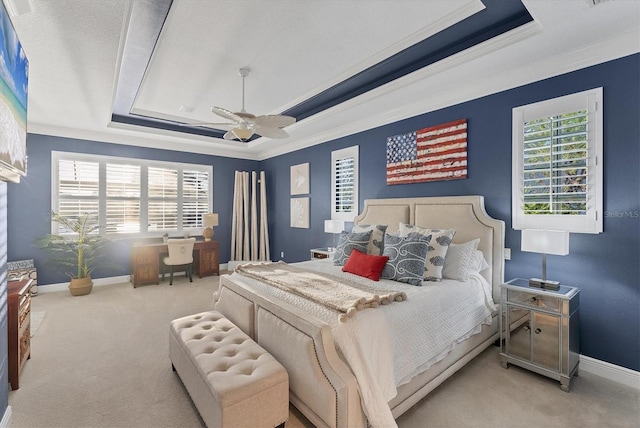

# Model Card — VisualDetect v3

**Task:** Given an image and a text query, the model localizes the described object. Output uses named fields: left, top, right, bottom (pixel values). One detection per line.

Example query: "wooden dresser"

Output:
left=8, top=278, right=32, bottom=390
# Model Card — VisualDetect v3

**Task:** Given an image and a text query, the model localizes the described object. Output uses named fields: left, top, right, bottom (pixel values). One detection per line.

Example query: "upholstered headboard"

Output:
left=353, top=195, right=505, bottom=302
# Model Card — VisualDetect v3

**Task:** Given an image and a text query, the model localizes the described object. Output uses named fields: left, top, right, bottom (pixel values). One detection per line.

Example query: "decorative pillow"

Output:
left=351, top=224, right=387, bottom=256
left=398, top=223, right=456, bottom=281
left=380, top=233, right=431, bottom=286
left=471, top=249, right=491, bottom=273
left=333, top=230, right=372, bottom=266
left=443, top=239, right=480, bottom=281
left=342, top=249, right=389, bottom=281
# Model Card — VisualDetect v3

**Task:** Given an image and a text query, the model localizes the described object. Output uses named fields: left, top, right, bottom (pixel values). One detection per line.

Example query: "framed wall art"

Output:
left=290, top=162, right=309, bottom=195
left=386, top=118, right=467, bottom=185
left=290, top=197, right=309, bottom=228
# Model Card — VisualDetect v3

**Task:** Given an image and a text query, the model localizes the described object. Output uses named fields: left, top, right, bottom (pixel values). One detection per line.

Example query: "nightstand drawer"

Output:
left=508, top=289, right=561, bottom=313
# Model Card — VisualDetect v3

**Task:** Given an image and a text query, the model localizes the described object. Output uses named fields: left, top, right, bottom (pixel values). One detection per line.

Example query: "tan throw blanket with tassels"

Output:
left=235, top=261, right=407, bottom=322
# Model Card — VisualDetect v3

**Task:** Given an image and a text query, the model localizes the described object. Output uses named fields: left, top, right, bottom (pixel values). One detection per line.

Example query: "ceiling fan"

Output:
left=190, top=68, right=296, bottom=142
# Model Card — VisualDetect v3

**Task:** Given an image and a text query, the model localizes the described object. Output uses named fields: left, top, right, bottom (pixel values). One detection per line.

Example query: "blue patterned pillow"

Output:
left=380, top=233, right=431, bottom=286
left=351, top=224, right=387, bottom=256
left=333, top=231, right=372, bottom=266
left=399, top=223, right=456, bottom=281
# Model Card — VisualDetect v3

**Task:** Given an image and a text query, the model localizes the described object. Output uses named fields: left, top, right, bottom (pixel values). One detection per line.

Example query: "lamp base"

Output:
left=203, top=227, right=214, bottom=241
left=528, top=278, right=560, bottom=290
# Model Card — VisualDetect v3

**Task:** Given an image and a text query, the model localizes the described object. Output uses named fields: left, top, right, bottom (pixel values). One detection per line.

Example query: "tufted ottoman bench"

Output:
left=169, top=311, right=289, bottom=428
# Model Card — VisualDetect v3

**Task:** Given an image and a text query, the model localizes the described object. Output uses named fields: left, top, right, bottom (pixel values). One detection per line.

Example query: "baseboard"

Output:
left=0, top=405, right=12, bottom=428
left=37, top=270, right=226, bottom=293
left=580, top=354, right=640, bottom=390
left=37, top=275, right=131, bottom=293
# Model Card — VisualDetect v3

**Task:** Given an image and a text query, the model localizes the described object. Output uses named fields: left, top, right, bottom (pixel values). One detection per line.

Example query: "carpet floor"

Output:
left=8, top=275, right=639, bottom=428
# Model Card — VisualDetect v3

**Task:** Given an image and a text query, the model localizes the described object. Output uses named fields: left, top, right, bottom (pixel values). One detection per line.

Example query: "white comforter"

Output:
left=231, top=259, right=496, bottom=428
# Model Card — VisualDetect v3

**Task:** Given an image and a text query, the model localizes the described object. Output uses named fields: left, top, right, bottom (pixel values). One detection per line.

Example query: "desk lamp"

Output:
left=324, top=220, right=344, bottom=251
left=521, top=229, right=569, bottom=290
left=203, top=213, right=219, bottom=241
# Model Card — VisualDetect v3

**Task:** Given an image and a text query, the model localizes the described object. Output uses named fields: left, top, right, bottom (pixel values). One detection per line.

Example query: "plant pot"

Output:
left=69, top=276, right=93, bottom=296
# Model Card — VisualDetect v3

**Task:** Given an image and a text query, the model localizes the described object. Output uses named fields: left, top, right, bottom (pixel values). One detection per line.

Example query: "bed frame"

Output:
left=213, top=196, right=505, bottom=428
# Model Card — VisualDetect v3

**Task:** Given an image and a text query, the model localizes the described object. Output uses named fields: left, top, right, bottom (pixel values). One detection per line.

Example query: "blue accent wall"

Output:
left=4, top=54, right=638, bottom=381
left=7, top=135, right=259, bottom=285
left=261, top=54, right=640, bottom=372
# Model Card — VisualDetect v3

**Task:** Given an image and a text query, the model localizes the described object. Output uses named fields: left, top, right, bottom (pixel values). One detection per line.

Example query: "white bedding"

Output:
left=231, top=259, right=496, bottom=428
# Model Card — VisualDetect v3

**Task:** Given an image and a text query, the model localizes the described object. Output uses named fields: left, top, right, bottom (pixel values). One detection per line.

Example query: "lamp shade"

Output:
left=203, top=213, right=219, bottom=228
left=521, top=229, right=569, bottom=255
left=324, top=219, right=344, bottom=234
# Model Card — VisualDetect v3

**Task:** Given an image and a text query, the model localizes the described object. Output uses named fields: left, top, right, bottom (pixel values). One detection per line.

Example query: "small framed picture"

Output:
left=290, top=197, right=309, bottom=228
left=290, top=162, right=309, bottom=195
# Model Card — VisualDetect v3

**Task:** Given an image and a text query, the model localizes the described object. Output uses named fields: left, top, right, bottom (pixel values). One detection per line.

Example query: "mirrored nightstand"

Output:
left=500, top=278, right=580, bottom=392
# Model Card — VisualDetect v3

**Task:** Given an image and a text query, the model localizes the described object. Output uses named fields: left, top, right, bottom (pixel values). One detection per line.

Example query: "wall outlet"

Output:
left=280, top=251, right=284, bottom=258
left=504, top=248, right=511, bottom=260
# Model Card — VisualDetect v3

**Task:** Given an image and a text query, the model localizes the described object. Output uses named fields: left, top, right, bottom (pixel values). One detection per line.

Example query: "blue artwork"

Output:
left=0, top=3, right=28, bottom=179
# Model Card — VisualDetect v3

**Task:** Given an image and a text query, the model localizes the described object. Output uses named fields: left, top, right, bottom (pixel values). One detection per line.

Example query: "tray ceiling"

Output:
left=8, top=0, right=640, bottom=160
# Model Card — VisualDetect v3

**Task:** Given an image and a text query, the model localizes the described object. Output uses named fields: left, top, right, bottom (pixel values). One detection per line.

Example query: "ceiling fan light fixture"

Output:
left=198, top=68, right=296, bottom=141
left=232, top=127, right=254, bottom=141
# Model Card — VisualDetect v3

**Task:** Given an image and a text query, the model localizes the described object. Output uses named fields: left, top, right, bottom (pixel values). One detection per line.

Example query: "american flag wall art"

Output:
left=386, top=118, right=468, bottom=185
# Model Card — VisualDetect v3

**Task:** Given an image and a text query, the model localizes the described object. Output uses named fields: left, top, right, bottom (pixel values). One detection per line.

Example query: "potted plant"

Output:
left=35, top=212, right=111, bottom=296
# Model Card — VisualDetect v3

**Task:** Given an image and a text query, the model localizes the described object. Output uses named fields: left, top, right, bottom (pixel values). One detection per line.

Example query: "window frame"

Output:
left=52, top=151, right=213, bottom=238
left=511, top=87, right=603, bottom=234
left=331, top=145, right=359, bottom=222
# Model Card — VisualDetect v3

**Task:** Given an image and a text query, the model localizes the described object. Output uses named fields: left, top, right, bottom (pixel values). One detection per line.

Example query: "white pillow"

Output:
left=471, top=249, right=490, bottom=273
left=443, top=239, right=481, bottom=281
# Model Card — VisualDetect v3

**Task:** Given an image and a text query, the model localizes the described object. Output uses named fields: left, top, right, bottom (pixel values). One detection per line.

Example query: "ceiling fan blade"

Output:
left=212, top=106, right=244, bottom=123
left=253, top=114, right=296, bottom=128
left=255, top=125, right=289, bottom=139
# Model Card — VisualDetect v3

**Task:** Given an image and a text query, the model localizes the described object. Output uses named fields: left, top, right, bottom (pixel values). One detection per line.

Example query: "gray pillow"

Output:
left=333, top=231, right=372, bottom=266
left=351, top=224, right=388, bottom=256
left=380, top=233, right=431, bottom=286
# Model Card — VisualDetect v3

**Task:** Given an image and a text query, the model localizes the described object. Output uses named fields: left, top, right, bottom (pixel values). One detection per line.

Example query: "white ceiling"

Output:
left=7, top=0, right=640, bottom=161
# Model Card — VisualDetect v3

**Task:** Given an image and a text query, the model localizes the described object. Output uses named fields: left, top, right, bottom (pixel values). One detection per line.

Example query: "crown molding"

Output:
left=256, top=24, right=638, bottom=160
left=28, top=122, right=260, bottom=160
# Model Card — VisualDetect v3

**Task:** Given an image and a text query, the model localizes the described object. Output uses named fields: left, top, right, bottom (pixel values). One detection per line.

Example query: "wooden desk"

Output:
left=130, top=240, right=219, bottom=287
left=8, top=278, right=32, bottom=390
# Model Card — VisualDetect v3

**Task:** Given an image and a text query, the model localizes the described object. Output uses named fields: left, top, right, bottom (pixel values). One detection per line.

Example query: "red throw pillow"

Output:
left=342, top=248, right=389, bottom=281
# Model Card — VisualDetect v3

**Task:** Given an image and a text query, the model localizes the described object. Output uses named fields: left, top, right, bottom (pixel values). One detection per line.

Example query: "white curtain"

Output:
left=230, top=171, right=270, bottom=261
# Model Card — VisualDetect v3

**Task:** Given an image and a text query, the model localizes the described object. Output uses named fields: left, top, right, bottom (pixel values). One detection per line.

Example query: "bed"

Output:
left=213, top=195, right=505, bottom=428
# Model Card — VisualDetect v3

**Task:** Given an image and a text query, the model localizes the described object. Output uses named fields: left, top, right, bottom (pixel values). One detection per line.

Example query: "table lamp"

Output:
left=521, top=229, right=569, bottom=290
left=324, top=219, right=345, bottom=251
left=203, top=213, right=219, bottom=241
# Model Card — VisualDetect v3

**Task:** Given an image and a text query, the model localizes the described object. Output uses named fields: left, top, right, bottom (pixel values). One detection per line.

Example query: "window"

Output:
left=53, top=152, right=213, bottom=237
left=512, top=88, right=603, bottom=233
left=331, top=145, right=359, bottom=221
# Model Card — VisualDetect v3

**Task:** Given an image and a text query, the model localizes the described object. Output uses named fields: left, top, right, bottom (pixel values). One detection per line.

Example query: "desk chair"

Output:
left=163, top=238, right=196, bottom=285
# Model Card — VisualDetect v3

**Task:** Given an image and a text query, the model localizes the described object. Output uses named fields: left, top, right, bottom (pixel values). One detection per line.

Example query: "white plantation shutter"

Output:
left=148, top=167, right=178, bottom=231
left=57, top=159, right=99, bottom=234
left=106, top=163, right=141, bottom=234
left=331, top=146, right=359, bottom=221
left=512, top=88, right=603, bottom=233
left=182, top=169, right=210, bottom=229
left=52, top=152, right=212, bottom=236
